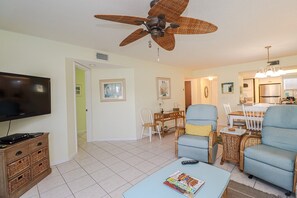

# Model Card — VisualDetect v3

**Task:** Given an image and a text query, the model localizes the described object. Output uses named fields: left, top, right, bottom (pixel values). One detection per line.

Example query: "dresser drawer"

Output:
left=29, top=136, right=47, bottom=151
left=31, top=147, right=48, bottom=164
left=32, top=158, right=49, bottom=179
left=7, top=155, right=30, bottom=179
left=6, top=145, right=30, bottom=164
left=8, top=169, right=31, bottom=194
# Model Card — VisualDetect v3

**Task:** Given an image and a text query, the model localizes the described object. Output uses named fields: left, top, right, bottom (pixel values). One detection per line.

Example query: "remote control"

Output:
left=181, top=160, right=199, bottom=165
left=29, top=132, right=44, bottom=138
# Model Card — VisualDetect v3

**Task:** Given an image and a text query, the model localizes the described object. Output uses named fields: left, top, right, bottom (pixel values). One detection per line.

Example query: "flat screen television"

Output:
left=0, top=72, right=51, bottom=122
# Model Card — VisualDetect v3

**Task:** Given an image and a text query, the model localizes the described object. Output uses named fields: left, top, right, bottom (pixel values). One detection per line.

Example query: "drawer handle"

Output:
left=18, top=175, right=23, bottom=180
left=39, top=162, right=43, bottom=166
left=15, top=151, right=22, bottom=156
left=37, top=142, right=43, bottom=146
left=38, top=150, right=42, bottom=154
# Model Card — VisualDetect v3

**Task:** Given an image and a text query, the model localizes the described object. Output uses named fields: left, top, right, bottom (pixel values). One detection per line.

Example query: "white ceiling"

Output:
left=1, top=0, right=297, bottom=70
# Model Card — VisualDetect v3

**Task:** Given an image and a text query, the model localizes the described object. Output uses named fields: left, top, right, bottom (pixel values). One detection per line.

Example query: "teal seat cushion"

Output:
left=245, top=144, right=296, bottom=172
left=178, top=134, right=209, bottom=149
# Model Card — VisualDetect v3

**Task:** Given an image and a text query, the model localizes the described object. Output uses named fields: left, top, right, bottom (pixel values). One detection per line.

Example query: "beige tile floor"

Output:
left=20, top=132, right=295, bottom=198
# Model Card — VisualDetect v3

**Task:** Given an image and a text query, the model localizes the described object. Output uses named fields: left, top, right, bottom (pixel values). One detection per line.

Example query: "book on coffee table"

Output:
left=163, top=171, right=205, bottom=197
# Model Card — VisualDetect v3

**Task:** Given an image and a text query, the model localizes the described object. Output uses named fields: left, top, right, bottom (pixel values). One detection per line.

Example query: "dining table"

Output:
left=228, top=111, right=245, bottom=128
left=229, top=110, right=266, bottom=128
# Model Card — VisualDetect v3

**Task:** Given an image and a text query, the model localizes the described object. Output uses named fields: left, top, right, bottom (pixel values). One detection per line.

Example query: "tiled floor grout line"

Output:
left=76, top=141, right=165, bottom=197
left=21, top=132, right=295, bottom=198
left=74, top=149, right=128, bottom=197
left=55, top=164, right=76, bottom=198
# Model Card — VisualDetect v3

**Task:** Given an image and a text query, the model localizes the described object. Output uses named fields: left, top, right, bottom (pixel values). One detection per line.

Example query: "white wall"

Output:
left=188, top=78, right=218, bottom=106
left=132, top=62, right=185, bottom=138
left=190, top=79, right=200, bottom=104
left=200, top=79, right=211, bottom=104
left=0, top=30, right=71, bottom=164
left=91, top=68, right=136, bottom=140
left=0, top=29, right=187, bottom=164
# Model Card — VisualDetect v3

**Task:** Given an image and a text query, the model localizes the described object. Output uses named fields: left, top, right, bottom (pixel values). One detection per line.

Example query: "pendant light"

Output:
left=255, top=46, right=285, bottom=78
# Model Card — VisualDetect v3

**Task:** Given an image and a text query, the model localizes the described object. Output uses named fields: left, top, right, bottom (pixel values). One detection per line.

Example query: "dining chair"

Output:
left=242, top=105, right=267, bottom=133
left=140, top=108, right=161, bottom=142
left=223, top=104, right=245, bottom=128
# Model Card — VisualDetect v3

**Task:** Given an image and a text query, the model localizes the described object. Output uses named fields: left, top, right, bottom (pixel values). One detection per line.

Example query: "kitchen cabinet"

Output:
left=284, top=78, right=297, bottom=90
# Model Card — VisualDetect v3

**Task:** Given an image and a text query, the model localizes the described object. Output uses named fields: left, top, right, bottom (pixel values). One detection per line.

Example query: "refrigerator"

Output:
left=259, top=83, right=281, bottom=104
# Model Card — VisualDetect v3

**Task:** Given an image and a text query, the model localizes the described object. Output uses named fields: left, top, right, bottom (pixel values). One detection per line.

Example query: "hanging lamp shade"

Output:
left=255, top=46, right=286, bottom=78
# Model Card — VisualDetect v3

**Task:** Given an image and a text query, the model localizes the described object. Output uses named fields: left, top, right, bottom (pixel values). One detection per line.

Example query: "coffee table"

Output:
left=123, top=158, right=230, bottom=198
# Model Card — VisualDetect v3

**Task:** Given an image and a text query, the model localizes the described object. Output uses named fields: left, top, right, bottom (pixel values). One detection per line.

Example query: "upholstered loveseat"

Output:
left=240, top=105, right=297, bottom=194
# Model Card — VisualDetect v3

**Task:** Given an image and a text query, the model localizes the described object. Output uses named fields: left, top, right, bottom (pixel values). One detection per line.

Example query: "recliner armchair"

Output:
left=240, top=105, right=297, bottom=194
left=175, top=104, right=218, bottom=164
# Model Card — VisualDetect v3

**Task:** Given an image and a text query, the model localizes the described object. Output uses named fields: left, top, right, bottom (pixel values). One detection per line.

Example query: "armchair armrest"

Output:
left=175, top=127, right=185, bottom=157
left=208, top=131, right=217, bottom=163
left=239, top=135, right=261, bottom=171
left=293, top=155, right=297, bottom=193
left=209, top=131, right=217, bottom=147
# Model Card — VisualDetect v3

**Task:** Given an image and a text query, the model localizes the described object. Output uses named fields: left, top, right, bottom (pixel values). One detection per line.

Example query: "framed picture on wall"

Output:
left=156, top=77, right=171, bottom=99
left=76, top=84, right=82, bottom=96
left=221, top=82, right=234, bottom=94
left=99, top=79, right=126, bottom=102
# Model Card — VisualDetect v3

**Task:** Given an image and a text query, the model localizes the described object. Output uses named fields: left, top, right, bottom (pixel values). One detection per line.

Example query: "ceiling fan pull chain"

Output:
left=148, top=40, right=152, bottom=48
left=157, top=47, right=160, bottom=62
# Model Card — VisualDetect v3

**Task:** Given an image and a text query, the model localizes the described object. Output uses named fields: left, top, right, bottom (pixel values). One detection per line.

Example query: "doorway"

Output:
left=185, top=81, right=192, bottom=111
left=75, top=63, right=92, bottom=144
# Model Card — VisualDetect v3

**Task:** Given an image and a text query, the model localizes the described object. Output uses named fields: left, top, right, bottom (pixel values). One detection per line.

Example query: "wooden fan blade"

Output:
left=94, top=15, right=148, bottom=26
left=151, top=31, right=175, bottom=51
left=120, top=28, right=149, bottom=46
left=148, top=0, right=189, bottom=22
left=166, top=17, right=218, bottom=34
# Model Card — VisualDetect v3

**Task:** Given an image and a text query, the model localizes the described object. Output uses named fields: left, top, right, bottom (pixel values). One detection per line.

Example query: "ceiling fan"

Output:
left=94, top=0, right=217, bottom=51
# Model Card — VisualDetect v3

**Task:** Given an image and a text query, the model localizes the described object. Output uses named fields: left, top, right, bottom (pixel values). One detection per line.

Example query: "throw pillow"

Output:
left=185, top=124, right=212, bottom=136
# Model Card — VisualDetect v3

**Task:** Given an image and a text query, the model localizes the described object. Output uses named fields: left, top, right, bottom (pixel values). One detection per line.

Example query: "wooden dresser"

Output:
left=0, top=133, right=51, bottom=198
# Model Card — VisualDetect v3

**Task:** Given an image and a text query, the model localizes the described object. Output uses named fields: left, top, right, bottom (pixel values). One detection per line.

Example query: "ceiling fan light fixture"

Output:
left=95, top=0, right=218, bottom=51
left=151, top=28, right=163, bottom=37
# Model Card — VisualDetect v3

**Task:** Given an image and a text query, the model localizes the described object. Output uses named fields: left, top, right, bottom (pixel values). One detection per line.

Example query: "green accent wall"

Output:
left=76, top=68, right=86, bottom=134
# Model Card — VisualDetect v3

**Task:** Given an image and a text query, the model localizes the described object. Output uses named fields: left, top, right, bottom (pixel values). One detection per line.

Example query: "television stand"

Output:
left=0, top=133, right=51, bottom=198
